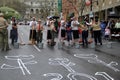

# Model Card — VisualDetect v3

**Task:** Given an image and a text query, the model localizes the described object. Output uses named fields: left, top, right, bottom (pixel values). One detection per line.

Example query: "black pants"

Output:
left=82, top=30, right=88, bottom=46
left=36, top=30, right=42, bottom=43
left=93, top=30, right=102, bottom=45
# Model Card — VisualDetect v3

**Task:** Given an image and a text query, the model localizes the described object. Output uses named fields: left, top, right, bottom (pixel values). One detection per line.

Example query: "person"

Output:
left=115, top=19, right=120, bottom=34
left=71, top=17, right=80, bottom=46
left=54, top=19, right=59, bottom=34
left=10, top=23, right=18, bottom=45
left=0, top=13, right=11, bottom=51
left=80, top=23, right=88, bottom=47
left=100, top=20, right=107, bottom=39
left=46, top=18, right=52, bottom=44
left=91, top=19, right=102, bottom=45
left=49, top=20, right=56, bottom=46
left=36, top=19, right=44, bottom=44
left=59, top=19, right=66, bottom=44
left=105, top=26, right=110, bottom=40
left=29, top=17, right=37, bottom=45
left=66, top=19, right=72, bottom=45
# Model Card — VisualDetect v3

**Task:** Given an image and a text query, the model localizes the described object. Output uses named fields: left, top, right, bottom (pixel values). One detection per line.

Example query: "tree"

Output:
left=0, top=7, right=21, bottom=19
left=0, top=0, right=29, bottom=17
left=38, top=0, right=56, bottom=20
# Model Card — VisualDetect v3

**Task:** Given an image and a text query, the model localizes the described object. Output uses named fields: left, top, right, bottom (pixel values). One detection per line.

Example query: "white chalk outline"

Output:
left=74, top=54, right=120, bottom=72
left=1, top=55, right=37, bottom=75
left=1, top=64, right=19, bottom=69
left=49, top=58, right=76, bottom=73
left=95, top=72, right=114, bottom=80
left=5, top=55, right=34, bottom=60
left=43, top=58, right=97, bottom=80
left=43, top=73, right=63, bottom=80
left=68, top=73, right=97, bottom=80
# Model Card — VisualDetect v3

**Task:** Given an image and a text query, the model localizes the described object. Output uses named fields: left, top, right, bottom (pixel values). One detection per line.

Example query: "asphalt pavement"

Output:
left=95, top=40, right=120, bottom=58
left=0, top=25, right=120, bottom=80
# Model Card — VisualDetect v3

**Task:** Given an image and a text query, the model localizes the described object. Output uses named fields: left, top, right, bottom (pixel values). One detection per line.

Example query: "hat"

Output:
left=0, top=13, right=4, bottom=16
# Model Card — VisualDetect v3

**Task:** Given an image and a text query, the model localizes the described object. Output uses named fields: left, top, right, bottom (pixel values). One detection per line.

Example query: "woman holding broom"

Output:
left=29, top=17, right=37, bottom=45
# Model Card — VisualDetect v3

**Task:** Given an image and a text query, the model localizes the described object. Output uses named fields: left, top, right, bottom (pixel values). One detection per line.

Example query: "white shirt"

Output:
left=29, top=21, right=37, bottom=29
left=46, top=20, right=51, bottom=30
left=60, top=20, right=65, bottom=29
left=71, top=20, right=79, bottom=30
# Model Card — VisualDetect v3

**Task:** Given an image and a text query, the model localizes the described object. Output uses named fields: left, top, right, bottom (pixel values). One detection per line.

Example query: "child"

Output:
left=105, top=27, right=110, bottom=40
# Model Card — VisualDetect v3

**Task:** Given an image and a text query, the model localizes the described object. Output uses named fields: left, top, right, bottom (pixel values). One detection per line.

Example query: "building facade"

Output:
left=82, top=0, right=120, bottom=20
left=62, top=0, right=120, bottom=21
left=23, top=0, right=59, bottom=19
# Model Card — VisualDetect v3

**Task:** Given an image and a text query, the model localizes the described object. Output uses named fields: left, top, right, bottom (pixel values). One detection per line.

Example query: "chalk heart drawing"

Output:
left=1, top=55, right=37, bottom=75
left=74, top=54, right=120, bottom=72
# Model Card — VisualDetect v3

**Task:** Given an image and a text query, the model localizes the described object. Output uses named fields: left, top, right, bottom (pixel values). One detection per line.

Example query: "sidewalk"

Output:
left=95, top=41, right=120, bottom=58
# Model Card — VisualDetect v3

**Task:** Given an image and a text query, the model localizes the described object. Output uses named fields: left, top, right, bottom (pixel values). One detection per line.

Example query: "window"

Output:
left=31, top=9, right=34, bottom=13
left=36, top=9, right=39, bottom=14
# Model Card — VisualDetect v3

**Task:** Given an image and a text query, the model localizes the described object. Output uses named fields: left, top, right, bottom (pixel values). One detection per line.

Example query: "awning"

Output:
left=108, top=14, right=120, bottom=18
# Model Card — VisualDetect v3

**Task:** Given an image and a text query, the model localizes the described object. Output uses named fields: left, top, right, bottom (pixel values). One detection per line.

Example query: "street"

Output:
left=0, top=25, right=120, bottom=80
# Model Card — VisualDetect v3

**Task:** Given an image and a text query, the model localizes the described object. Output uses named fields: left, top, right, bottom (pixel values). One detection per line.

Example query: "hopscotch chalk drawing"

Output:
left=74, top=54, right=120, bottom=72
left=43, top=58, right=114, bottom=80
left=1, top=55, right=37, bottom=75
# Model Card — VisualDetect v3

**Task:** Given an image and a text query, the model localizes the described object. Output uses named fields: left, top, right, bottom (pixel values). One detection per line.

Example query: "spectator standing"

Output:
left=105, top=27, right=110, bottom=40
left=115, top=19, right=120, bottom=34
left=10, top=23, right=18, bottom=45
left=0, top=13, right=11, bottom=51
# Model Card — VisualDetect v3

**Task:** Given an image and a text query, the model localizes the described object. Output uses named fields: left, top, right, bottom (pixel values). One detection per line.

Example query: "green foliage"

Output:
left=0, top=7, right=21, bottom=19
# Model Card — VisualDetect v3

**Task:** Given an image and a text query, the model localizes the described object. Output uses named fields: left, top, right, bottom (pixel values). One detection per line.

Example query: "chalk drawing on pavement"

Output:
left=68, top=72, right=97, bottom=80
left=43, top=58, right=98, bottom=80
left=43, top=73, right=63, bottom=80
left=95, top=72, right=114, bottom=80
left=74, top=54, right=120, bottom=72
left=1, top=55, right=37, bottom=75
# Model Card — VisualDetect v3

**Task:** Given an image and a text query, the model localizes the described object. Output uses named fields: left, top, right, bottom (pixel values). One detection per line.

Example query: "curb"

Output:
left=95, top=48, right=120, bottom=58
